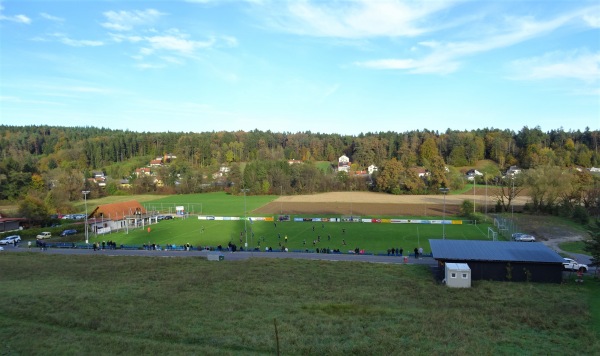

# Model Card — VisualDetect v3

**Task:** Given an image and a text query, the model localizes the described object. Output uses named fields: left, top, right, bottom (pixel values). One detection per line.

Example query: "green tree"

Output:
left=419, top=137, right=439, bottom=165
left=583, top=220, right=600, bottom=268
left=376, top=158, right=402, bottom=193
left=19, top=194, right=50, bottom=224
left=425, top=155, right=448, bottom=191
left=523, top=165, right=573, bottom=212
left=448, top=145, right=468, bottom=166
left=460, top=200, right=474, bottom=217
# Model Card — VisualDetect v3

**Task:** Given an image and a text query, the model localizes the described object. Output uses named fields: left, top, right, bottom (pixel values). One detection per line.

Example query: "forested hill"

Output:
left=2, top=125, right=598, bottom=170
left=0, top=125, right=599, bottom=211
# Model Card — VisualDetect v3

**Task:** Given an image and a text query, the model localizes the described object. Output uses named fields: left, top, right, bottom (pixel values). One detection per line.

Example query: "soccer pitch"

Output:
left=91, top=217, right=492, bottom=255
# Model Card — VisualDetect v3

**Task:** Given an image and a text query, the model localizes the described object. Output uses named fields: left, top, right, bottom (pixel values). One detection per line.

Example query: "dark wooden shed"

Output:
left=430, top=239, right=564, bottom=283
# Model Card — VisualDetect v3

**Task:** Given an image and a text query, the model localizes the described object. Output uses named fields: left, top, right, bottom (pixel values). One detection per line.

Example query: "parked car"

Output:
left=511, top=232, right=525, bottom=240
left=60, top=229, right=78, bottom=237
left=512, top=233, right=535, bottom=242
left=36, top=232, right=52, bottom=239
left=156, top=215, right=166, bottom=220
left=563, top=258, right=588, bottom=272
left=0, top=235, right=21, bottom=245
left=517, top=235, right=535, bottom=242
left=163, top=215, right=173, bottom=220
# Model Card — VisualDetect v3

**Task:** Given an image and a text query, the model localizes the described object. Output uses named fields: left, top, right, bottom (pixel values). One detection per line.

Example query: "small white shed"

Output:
left=207, top=252, right=224, bottom=261
left=445, top=263, right=471, bottom=288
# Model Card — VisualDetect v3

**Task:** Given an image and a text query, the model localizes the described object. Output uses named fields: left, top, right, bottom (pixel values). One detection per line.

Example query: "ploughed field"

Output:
left=255, top=191, right=525, bottom=216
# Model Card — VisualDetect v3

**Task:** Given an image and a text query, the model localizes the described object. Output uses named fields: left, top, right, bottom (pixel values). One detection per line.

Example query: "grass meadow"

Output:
left=1, top=253, right=598, bottom=355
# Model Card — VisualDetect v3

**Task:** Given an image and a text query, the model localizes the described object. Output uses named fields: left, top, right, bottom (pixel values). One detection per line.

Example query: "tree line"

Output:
left=0, top=125, right=599, bottom=223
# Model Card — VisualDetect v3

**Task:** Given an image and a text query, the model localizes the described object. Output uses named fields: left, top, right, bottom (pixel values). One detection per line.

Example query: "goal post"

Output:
left=488, top=227, right=498, bottom=241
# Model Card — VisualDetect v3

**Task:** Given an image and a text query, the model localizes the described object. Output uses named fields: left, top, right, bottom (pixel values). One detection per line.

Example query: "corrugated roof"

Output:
left=430, top=239, right=564, bottom=263
left=445, top=263, right=470, bottom=271
left=89, top=201, right=146, bottom=221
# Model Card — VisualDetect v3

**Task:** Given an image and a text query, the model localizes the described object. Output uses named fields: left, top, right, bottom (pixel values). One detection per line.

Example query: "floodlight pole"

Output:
left=439, top=188, right=449, bottom=239
left=242, top=188, right=250, bottom=250
left=473, top=176, right=476, bottom=214
left=82, top=190, right=90, bottom=244
left=511, top=176, right=515, bottom=220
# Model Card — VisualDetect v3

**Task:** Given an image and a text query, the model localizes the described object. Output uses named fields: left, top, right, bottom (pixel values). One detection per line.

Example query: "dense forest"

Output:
left=1, top=125, right=599, bottom=222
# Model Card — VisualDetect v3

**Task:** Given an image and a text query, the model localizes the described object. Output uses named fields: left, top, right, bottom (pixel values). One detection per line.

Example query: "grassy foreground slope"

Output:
left=1, top=253, right=598, bottom=355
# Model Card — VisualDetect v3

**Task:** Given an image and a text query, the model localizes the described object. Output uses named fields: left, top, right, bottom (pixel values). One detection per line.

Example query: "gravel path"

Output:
left=1, top=245, right=438, bottom=266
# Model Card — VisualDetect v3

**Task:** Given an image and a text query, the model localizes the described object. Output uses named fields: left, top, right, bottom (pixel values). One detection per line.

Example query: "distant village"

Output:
left=86, top=152, right=600, bottom=192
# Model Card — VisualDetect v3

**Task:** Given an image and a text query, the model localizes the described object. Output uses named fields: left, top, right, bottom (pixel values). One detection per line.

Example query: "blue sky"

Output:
left=1, top=0, right=598, bottom=135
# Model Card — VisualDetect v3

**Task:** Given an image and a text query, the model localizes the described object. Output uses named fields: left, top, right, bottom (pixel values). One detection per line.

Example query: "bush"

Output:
left=460, top=200, right=474, bottom=217
left=495, top=200, right=503, bottom=213
left=572, top=206, right=590, bottom=225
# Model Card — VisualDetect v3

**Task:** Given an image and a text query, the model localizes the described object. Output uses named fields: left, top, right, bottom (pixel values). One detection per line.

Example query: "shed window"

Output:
left=462, top=273, right=468, bottom=279
left=451, top=273, right=456, bottom=278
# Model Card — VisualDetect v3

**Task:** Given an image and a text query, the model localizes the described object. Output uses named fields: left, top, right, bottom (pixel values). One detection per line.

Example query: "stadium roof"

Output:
left=89, top=201, right=146, bottom=221
left=430, top=239, right=564, bottom=264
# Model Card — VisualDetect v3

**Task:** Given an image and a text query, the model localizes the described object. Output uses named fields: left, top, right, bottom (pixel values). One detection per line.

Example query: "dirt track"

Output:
left=254, top=191, right=529, bottom=216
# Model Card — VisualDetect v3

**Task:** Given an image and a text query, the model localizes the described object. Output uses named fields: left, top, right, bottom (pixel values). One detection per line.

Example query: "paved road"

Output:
left=0, top=245, right=438, bottom=266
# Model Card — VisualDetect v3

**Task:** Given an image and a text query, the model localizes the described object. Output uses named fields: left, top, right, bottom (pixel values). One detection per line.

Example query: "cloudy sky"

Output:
left=0, top=0, right=598, bottom=135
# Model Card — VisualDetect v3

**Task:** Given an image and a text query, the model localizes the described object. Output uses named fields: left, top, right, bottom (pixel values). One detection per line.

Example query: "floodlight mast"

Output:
left=439, top=188, right=449, bottom=239
left=242, top=188, right=250, bottom=250
left=82, top=190, right=90, bottom=244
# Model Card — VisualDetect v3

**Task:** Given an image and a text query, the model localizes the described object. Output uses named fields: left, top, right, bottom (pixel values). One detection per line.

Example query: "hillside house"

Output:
left=119, top=179, right=131, bottom=189
left=150, top=159, right=163, bottom=167
left=338, top=154, right=350, bottom=172
left=411, top=167, right=429, bottom=178
left=135, top=167, right=152, bottom=177
left=465, top=169, right=483, bottom=181
left=212, top=166, right=230, bottom=179
left=505, top=166, right=521, bottom=177
left=368, top=165, right=378, bottom=175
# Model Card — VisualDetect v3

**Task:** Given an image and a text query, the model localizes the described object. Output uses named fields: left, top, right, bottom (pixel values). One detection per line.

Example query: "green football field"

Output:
left=86, top=191, right=494, bottom=254
left=110, top=218, right=491, bottom=254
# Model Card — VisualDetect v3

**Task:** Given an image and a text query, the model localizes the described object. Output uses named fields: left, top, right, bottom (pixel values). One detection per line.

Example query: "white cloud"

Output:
left=510, top=50, right=600, bottom=84
left=260, top=0, right=458, bottom=38
left=50, top=33, right=104, bottom=47
left=146, top=34, right=215, bottom=54
left=61, top=37, right=104, bottom=47
left=109, top=33, right=144, bottom=43
left=40, top=12, right=64, bottom=22
left=356, top=6, right=598, bottom=74
left=583, top=12, right=600, bottom=28
left=0, top=3, right=31, bottom=24
left=221, top=35, right=238, bottom=47
left=101, top=9, right=164, bottom=31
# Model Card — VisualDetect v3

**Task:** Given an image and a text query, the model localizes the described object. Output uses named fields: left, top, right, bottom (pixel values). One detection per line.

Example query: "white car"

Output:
left=0, top=235, right=21, bottom=245
left=512, top=233, right=535, bottom=242
left=563, top=258, right=588, bottom=272
left=36, top=232, right=52, bottom=239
